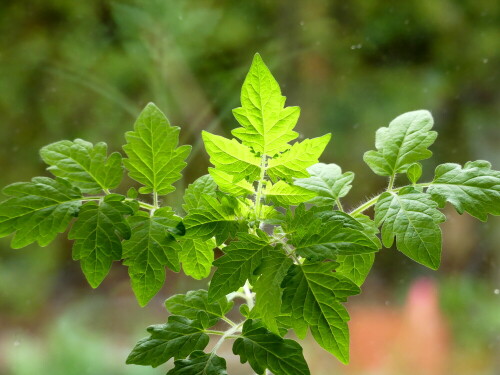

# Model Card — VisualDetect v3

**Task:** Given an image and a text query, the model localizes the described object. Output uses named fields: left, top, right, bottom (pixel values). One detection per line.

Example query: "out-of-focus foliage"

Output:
left=0, top=1, right=499, bottom=374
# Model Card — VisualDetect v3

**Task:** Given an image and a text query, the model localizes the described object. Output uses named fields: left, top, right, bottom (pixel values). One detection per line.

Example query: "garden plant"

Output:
left=1, top=54, right=499, bottom=374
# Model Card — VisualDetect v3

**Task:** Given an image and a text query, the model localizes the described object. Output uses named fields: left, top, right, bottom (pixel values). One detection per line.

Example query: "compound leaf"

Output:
left=363, top=110, right=436, bottom=176
left=179, top=238, right=215, bottom=280
left=123, top=208, right=182, bottom=306
left=233, top=320, right=310, bottom=375
left=294, top=163, right=354, bottom=207
left=0, top=177, right=82, bottom=248
left=168, top=351, right=227, bottom=375
left=267, top=134, right=331, bottom=182
left=40, top=139, right=123, bottom=194
left=202, top=131, right=261, bottom=182
left=375, top=188, right=445, bottom=269
left=282, top=262, right=360, bottom=364
left=427, top=160, right=500, bottom=221
left=127, top=316, right=209, bottom=368
left=123, top=103, right=191, bottom=195
left=69, top=200, right=132, bottom=288
left=165, top=290, right=233, bottom=328
left=231, top=53, right=299, bottom=156
left=208, top=230, right=272, bottom=302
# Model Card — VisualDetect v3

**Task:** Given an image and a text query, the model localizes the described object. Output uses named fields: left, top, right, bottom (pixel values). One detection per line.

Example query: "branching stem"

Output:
left=254, top=154, right=268, bottom=224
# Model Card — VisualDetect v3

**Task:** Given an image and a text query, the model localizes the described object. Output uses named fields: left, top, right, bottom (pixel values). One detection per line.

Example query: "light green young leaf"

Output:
left=375, top=188, right=445, bottom=270
left=179, top=238, right=215, bottom=280
left=267, top=134, right=331, bottom=181
left=69, top=200, right=132, bottom=288
left=265, top=180, right=317, bottom=206
left=407, top=162, right=423, bottom=184
left=182, top=175, right=217, bottom=213
left=202, top=131, right=261, bottom=182
left=232, top=320, right=310, bottom=375
left=231, top=53, right=299, bottom=156
left=168, top=351, right=227, bottom=375
left=363, top=110, right=436, bottom=176
left=251, top=251, right=293, bottom=335
left=208, top=168, right=254, bottom=196
left=40, top=139, right=123, bottom=194
left=281, top=262, right=360, bottom=364
left=0, top=177, right=82, bottom=248
left=184, top=194, right=243, bottom=245
left=294, top=163, right=354, bottom=207
left=165, top=290, right=233, bottom=328
left=126, top=316, right=209, bottom=368
left=123, top=103, right=191, bottom=195
left=123, top=209, right=182, bottom=306
left=427, top=160, right=500, bottom=221
left=208, top=230, right=272, bottom=302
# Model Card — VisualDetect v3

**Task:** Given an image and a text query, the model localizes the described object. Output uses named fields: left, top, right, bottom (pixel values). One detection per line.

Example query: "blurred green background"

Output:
left=1, top=1, right=499, bottom=374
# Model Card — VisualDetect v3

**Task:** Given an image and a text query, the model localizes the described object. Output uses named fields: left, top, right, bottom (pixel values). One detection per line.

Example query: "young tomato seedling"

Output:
left=1, top=54, right=499, bottom=375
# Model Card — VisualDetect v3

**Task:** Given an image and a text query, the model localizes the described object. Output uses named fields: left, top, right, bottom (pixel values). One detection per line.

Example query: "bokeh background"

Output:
left=1, top=1, right=500, bottom=374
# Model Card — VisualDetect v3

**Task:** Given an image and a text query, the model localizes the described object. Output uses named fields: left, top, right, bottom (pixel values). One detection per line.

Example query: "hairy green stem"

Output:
left=243, top=280, right=255, bottom=310
left=254, top=155, right=268, bottom=224
left=387, top=174, right=396, bottom=191
left=211, top=322, right=243, bottom=356
left=204, top=330, right=226, bottom=336
left=335, top=198, right=344, bottom=212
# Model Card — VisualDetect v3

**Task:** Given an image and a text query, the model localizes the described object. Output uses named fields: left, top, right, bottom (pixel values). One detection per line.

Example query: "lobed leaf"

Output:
left=294, top=163, right=354, bottom=207
left=363, top=110, right=436, bottom=176
left=167, top=351, right=227, bottom=375
left=123, top=103, right=191, bottom=195
left=233, top=319, right=310, bottom=375
left=375, top=188, right=445, bottom=269
left=265, top=181, right=316, bottom=206
left=179, top=238, right=215, bottom=280
left=40, top=139, right=123, bottom=194
left=69, top=199, right=132, bottom=288
left=427, top=160, right=500, bottom=221
left=0, top=177, right=82, bottom=248
left=182, top=175, right=218, bottom=213
left=126, top=316, right=209, bottom=368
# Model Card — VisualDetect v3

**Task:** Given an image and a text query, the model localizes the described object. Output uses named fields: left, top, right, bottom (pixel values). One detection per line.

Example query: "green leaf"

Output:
left=336, top=214, right=380, bottom=286
left=208, top=168, right=254, bottom=196
left=427, top=160, right=500, bottom=221
left=375, top=188, right=445, bottom=269
left=265, top=180, right=316, bottom=206
left=336, top=254, right=375, bottom=287
left=363, top=110, right=437, bottom=176
left=202, top=131, right=261, bottom=182
left=168, top=351, right=227, bottom=375
left=294, top=163, right=354, bottom=207
left=165, top=290, right=233, bottom=328
left=284, top=205, right=379, bottom=260
left=232, top=320, right=310, bottom=375
left=251, top=251, right=293, bottom=335
left=0, top=177, right=82, bottom=248
left=40, top=139, right=123, bottom=194
left=126, top=316, right=209, bottom=368
left=122, top=209, right=182, bottom=306
left=179, top=238, right=215, bottom=280
left=407, top=162, right=423, bottom=184
left=68, top=200, right=132, bottom=288
left=267, top=134, right=331, bottom=182
left=231, top=53, right=299, bottom=156
left=281, top=261, right=360, bottom=364
left=184, top=194, right=243, bottom=245
left=208, top=230, right=272, bottom=302
left=123, top=103, right=191, bottom=195
left=182, top=175, right=217, bottom=213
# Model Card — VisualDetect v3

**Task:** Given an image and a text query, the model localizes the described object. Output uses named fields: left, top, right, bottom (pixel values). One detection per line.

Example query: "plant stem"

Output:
left=387, top=174, right=396, bottom=191
left=243, top=281, right=254, bottom=310
left=221, top=316, right=237, bottom=327
left=153, top=192, right=159, bottom=209
left=211, top=322, right=243, bottom=356
left=335, top=198, right=344, bottom=212
left=254, top=154, right=268, bottom=225
left=204, top=330, right=226, bottom=336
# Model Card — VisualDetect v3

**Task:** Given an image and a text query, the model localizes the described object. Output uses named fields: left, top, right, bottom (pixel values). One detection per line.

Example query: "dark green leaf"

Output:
left=179, top=238, right=215, bottom=280
left=167, top=351, right=227, bottom=375
left=233, top=320, right=310, bottom=375
left=127, top=316, right=209, bottom=368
